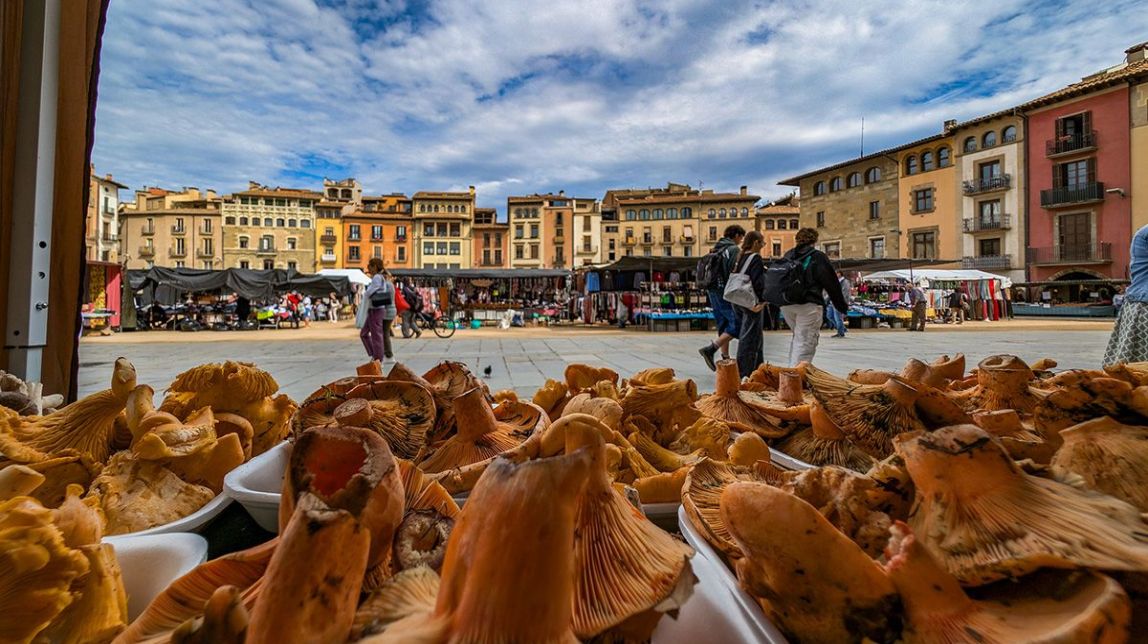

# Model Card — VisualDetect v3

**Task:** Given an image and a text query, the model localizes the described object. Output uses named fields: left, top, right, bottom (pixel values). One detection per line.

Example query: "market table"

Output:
left=636, top=311, right=716, bottom=332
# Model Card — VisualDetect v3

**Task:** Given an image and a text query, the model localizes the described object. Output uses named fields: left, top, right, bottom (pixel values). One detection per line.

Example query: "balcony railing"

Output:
left=577, top=245, right=598, bottom=254
left=962, top=174, right=1011, bottom=195
left=199, top=225, right=213, bottom=235
left=395, top=235, right=407, bottom=242
left=680, top=234, right=695, bottom=243
left=623, top=236, right=636, bottom=246
left=137, top=246, right=155, bottom=257
left=197, top=248, right=214, bottom=258
left=641, top=237, right=654, bottom=246
left=961, top=255, right=1012, bottom=270
left=1046, top=130, right=1097, bottom=157
left=141, top=226, right=155, bottom=236
left=320, top=234, right=337, bottom=244
left=169, top=247, right=187, bottom=258
left=256, top=246, right=277, bottom=255
left=1040, top=182, right=1105, bottom=208
left=101, top=233, right=118, bottom=243
left=962, top=214, right=1012, bottom=233
left=1027, top=243, right=1112, bottom=265
left=321, top=253, right=337, bottom=263
left=370, top=234, right=384, bottom=241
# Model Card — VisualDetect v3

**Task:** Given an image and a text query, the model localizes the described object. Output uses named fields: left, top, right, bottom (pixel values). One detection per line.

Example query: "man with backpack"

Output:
left=698, top=224, right=746, bottom=371
left=766, top=228, right=847, bottom=366
left=400, top=280, right=423, bottom=339
left=948, top=286, right=969, bottom=324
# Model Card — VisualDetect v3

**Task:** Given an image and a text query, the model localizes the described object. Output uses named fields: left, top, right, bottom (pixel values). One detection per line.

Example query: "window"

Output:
left=263, top=218, right=272, bottom=227
left=324, top=226, right=334, bottom=235
left=662, top=226, right=672, bottom=243
left=449, top=222, right=461, bottom=237
left=287, top=238, right=297, bottom=250
left=708, top=226, right=717, bottom=241
left=979, top=160, right=1002, bottom=183
left=978, top=200, right=1002, bottom=228
left=225, top=216, right=235, bottom=225
left=829, top=177, right=843, bottom=192
left=816, top=211, right=825, bottom=227
left=865, top=167, right=881, bottom=183
left=937, top=146, right=951, bottom=167
left=776, top=219, right=787, bottom=230
left=719, top=208, right=726, bottom=218
left=514, top=245, right=524, bottom=259
left=300, top=219, right=310, bottom=229
left=982, top=131, right=997, bottom=147
left=530, top=244, right=539, bottom=259
left=423, top=223, right=434, bottom=236
left=1055, top=158, right=1094, bottom=189
left=530, top=223, right=539, bottom=238
left=259, top=235, right=273, bottom=250
left=1002, top=125, right=1017, bottom=143
left=263, top=259, right=274, bottom=270
left=287, top=260, right=297, bottom=270
left=790, top=219, right=798, bottom=229
left=813, top=181, right=825, bottom=196
left=667, top=208, right=678, bottom=219
left=174, top=217, right=185, bottom=232
left=822, top=242, right=841, bottom=259
left=911, top=231, right=936, bottom=259
left=921, top=151, right=935, bottom=172
left=531, top=208, right=539, bottom=217
left=764, top=219, right=775, bottom=230
left=239, top=236, right=249, bottom=249
left=905, top=156, right=918, bottom=175
left=913, top=188, right=934, bottom=213
left=653, top=209, right=663, bottom=219
left=742, top=207, right=749, bottom=217
left=869, top=237, right=885, bottom=259
left=174, top=237, right=185, bottom=255
left=847, top=172, right=861, bottom=188
left=436, top=223, right=448, bottom=236
left=681, top=207, right=692, bottom=218
left=288, top=218, right=297, bottom=227
left=963, top=136, right=977, bottom=153
left=174, top=260, right=185, bottom=268
left=515, top=225, right=524, bottom=239
left=349, top=224, right=361, bottom=240
left=437, top=242, right=448, bottom=255
left=683, top=246, right=693, bottom=257
left=869, top=201, right=880, bottom=220
left=625, top=209, right=636, bottom=220
left=449, top=242, right=461, bottom=255
left=423, top=242, right=434, bottom=256
left=396, top=225, right=407, bottom=239
left=583, top=215, right=592, bottom=230
left=371, top=225, right=383, bottom=240
left=239, top=216, right=248, bottom=225
left=239, top=260, right=249, bottom=269
left=978, top=237, right=1002, bottom=257
left=276, top=218, right=285, bottom=227
left=348, top=246, right=361, bottom=260
left=640, top=209, right=650, bottom=220
left=771, top=242, right=782, bottom=257
left=708, top=209, right=716, bottom=218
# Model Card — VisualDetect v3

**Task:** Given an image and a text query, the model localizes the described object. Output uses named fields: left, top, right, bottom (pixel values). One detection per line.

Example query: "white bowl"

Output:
left=223, top=441, right=290, bottom=532
left=105, top=532, right=208, bottom=621
left=101, top=492, right=232, bottom=538
left=677, top=506, right=790, bottom=643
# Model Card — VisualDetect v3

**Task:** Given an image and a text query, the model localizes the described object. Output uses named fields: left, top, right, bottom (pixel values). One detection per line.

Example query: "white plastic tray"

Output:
left=106, top=532, right=208, bottom=620
left=770, top=449, right=813, bottom=471
left=677, top=506, right=790, bottom=643
left=101, top=491, right=232, bottom=538
left=223, top=441, right=290, bottom=532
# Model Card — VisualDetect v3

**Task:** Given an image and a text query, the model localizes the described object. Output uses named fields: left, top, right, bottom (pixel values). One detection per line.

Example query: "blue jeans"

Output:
left=826, top=304, right=847, bottom=336
left=708, top=291, right=737, bottom=337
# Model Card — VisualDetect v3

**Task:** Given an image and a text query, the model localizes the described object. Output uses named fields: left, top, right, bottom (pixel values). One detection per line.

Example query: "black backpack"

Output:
left=762, top=248, right=815, bottom=306
left=696, top=246, right=729, bottom=291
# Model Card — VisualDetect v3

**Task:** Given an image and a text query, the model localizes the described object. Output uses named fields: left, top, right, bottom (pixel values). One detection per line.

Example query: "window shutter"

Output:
left=1082, top=111, right=1092, bottom=134
left=1054, top=117, right=1065, bottom=139
left=1087, top=158, right=1097, bottom=184
left=1052, top=163, right=1063, bottom=189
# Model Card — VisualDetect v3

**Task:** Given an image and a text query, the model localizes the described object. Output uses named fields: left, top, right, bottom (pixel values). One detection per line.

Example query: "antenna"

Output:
left=860, top=117, right=865, bottom=156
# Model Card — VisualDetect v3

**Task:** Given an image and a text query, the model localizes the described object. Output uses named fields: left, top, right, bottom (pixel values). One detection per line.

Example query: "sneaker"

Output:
left=698, top=344, right=718, bottom=371
left=832, top=333, right=846, bottom=338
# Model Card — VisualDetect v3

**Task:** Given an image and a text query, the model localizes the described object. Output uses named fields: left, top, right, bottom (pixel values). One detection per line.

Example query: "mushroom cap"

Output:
left=727, top=431, right=771, bottom=467
left=564, top=363, right=620, bottom=394
left=531, top=379, right=569, bottom=418
left=344, top=380, right=437, bottom=459
left=88, top=452, right=216, bottom=535
left=720, top=481, right=900, bottom=643
left=352, top=566, right=441, bottom=640
left=36, top=542, right=128, bottom=644
left=291, top=375, right=386, bottom=436
left=897, top=424, right=1148, bottom=585
left=1051, top=416, right=1148, bottom=512
left=681, top=458, right=769, bottom=559
left=168, top=361, right=279, bottom=401
left=806, top=365, right=928, bottom=458
left=417, top=388, right=534, bottom=474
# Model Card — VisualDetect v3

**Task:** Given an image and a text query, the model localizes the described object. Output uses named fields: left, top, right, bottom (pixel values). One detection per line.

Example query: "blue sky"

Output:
left=93, top=0, right=1148, bottom=212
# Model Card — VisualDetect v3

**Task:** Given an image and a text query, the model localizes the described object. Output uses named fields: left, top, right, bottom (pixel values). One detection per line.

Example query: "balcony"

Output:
left=101, top=233, right=118, bottom=243
left=680, top=234, right=695, bottom=243
left=171, top=225, right=186, bottom=235
left=137, top=246, right=155, bottom=257
left=623, top=236, right=636, bottom=246
left=169, top=247, right=187, bottom=258
left=577, top=245, right=598, bottom=255
left=962, top=215, right=1012, bottom=233
left=320, top=234, right=337, bottom=244
left=1046, top=130, right=1097, bottom=157
left=197, top=248, right=214, bottom=259
left=256, top=246, right=277, bottom=256
left=962, top=174, right=1011, bottom=195
left=347, top=235, right=362, bottom=242
left=640, top=237, right=654, bottom=246
left=321, top=252, right=337, bottom=263
left=395, top=235, right=407, bottom=242
left=1040, top=182, right=1105, bottom=208
left=199, top=225, right=213, bottom=235
left=370, top=235, right=384, bottom=242
left=1027, top=243, right=1112, bottom=265
left=141, top=226, right=155, bottom=236
left=961, top=255, right=1012, bottom=270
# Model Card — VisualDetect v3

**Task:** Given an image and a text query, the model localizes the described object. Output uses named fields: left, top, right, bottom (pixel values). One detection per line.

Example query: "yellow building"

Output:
left=896, top=134, right=958, bottom=261
left=119, top=187, right=223, bottom=269
left=221, top=183, right=321, bottom=271
left=412, top=188, right=476, bottom=269
left=1132, top=75, right=1148, bottom=232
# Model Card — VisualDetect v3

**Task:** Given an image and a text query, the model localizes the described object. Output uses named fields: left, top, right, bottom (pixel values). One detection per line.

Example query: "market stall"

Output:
left=1012, top=279, right=1124, bottom=317
left=575, top=256, right=712, bottom=331
left=861, top=268, right=1012, bottom=326
left=389, top=267, right=571, bottom=326
left=82, top=261, right=123, bottom=334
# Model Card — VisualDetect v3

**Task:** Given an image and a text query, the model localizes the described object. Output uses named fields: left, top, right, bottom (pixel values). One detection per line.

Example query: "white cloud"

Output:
left=93, top=0, right=1148, bottom=207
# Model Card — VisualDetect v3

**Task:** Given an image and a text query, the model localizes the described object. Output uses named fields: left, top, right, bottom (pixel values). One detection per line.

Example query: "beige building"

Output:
left=896, top=133, right=957, bottom=261
left=755, top=194, right=801, bottom=258
left=221, top=182, right=321, bottom=271
left=506, top=192, right=600, bottom=268
left=315, top=178, right=361, bottom=269
left=600, top=183, right=758, bottom=261
left=86, top=165, right=127, bottom=263
left=472, top=208, right=509, bottom=267
left=1132, top=74, right=1148, bottom=232
left=119, top=187, right=223, bottom=269
left=412, top=189, right=476, bottom=269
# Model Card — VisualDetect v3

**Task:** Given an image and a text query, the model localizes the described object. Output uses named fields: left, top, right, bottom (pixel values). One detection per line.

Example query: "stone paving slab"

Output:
left=77, top=327, right=1111, bottom=402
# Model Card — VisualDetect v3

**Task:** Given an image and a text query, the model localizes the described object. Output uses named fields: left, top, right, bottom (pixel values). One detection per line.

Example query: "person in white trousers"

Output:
left=779, top=228, right=848, bottom=367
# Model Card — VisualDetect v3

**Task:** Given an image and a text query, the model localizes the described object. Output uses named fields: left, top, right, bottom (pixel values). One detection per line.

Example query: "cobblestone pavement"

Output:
left=78, top=325, right=1111, bottom=400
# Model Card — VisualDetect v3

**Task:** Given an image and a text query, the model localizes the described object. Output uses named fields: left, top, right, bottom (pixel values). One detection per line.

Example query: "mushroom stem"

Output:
left=715, top=360, right=740, bottom=397
left=809, top=401, right=846, bottom=440
left=884, top=377, right=921, bottom=406
left=451, top=387, right=499, bottom=442
left=777, top=369, right=803, bottom=404
left=884, top=522, right=974, bottom=617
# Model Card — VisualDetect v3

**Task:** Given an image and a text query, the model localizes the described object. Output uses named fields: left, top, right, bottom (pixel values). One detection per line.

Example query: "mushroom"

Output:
left=531, top=378, right=569, bottom=418
left=0, top=463, right=45, bottom=501
left=972, top=408, right=1058, bottom=463
left=620, top=377, right=698, bottom=426
left=0, top=358, right=136, bottom=465
left=168, top=585, right=249, bottom=644
left=352, top=566, right=440, bottom=640
left=806, top=365, right=927, bottom=458
left=86, top=452, right=217, bottom=535
left=727, top=431, right=771, bottom=466
left=626, top=367, right=676, bottom=387
left=1051, top=416, right=1148, bottom=511
left=627, top=430, right=701, bottom=472
left=720, top=481, right=901, bottom=643
left=897, top=424, right=1148, bottom=585
left=950, top=355, right=1045, bottom=415
left=774, top=399, right=876, bottom=472
left=290, top=375, right=382, bottom=436
left=681, top=458, right=769, bottom=559
left=631, top=466, right=690, bottom=503
left=695, top=360, right=789, bottom=438
left=669, top=416, right=731, bottom=459
left=562, top=393, right=623, bottom=431
left=342, top=380, right=437, bottom=459
left=899, top=353, right=965, bottom=388
left=564, top=414, right=694, bottom=641
left=564, top=363, right=619, bottom=394
left=417, top=387, right=539, bottom=474
left=20, top=453, right=101, bottom=509
left=392, top=460, right=459, bottom=576
left=885, top=521, right=1131, bottom=644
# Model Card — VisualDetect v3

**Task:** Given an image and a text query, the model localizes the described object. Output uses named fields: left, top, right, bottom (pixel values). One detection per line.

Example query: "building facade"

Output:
left=572, top=197, right=602, bottom=266
left=119, top=187, right=222, bottom=269
left=897, top=134, right=957, bottom=261
left=412, top=189, right=475, bottom=269
left=506, top=192, right=601, bottom=268
left=1131, top=50, right=1148, bottom=232
left=343, top=195, right=413, bottom=271
left=472, top=208, right=509, bottom=267
left=314, top=178, right=360, bottom=270
left=221, top=183, right=321, bottom=271
left=1022, top=52, right=1147, bottom=283
left=780, top=155, right=900, bottom=260
left=86, top=166, right=127, bottom=263
left=754, top=195, right=800, bottom=258
left=951, top=113, right=1027, bottom=281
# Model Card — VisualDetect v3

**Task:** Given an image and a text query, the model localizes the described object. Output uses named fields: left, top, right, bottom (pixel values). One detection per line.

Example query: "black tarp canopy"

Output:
left=126, top=267, right=351, bottom=304
left=388, top=268, right=570, bottom=279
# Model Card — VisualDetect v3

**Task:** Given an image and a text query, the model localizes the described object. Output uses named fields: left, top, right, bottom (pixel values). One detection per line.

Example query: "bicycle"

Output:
left=409, top=309, right=457, bottom=338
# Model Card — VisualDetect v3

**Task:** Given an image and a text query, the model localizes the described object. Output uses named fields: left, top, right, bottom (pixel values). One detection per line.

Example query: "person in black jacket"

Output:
left=731, top=231, right=768, bottom=378
left=780, top=228, right=847, bottom=366
left=699, top=224, right=746, bottom=370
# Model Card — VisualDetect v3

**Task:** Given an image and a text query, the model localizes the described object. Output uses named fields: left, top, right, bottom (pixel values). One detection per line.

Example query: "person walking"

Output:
left=400, top=280, right=423, bottom=338
left=1105, top=225, right=1148, bottom=365
left=948, top=286, right=969, bottom=324
left=908, top=282, right=928, bottom=331
left=699, top=224, right=747, bottom=370
left=826, top=270, right=850, bottom=338
left=361, top=259, right=396, bottom=361
left=328, top=291, right=339, bottom=323
left=779, top=228, right=847, bottom=366
left=729, top=231, right=768, bottom=378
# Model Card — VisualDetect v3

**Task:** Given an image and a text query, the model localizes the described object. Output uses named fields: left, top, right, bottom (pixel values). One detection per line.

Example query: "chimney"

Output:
left=248, top=180, right=261, bottom=191
left=558, top=189, right=565, bottom=196
left=740, top=185, right=747, bottom=196
left=1127, top=41, right=1148, bottom=64
left=943, top=119, right=957, bottom=133
left=468, top=185, right=476, bottom=196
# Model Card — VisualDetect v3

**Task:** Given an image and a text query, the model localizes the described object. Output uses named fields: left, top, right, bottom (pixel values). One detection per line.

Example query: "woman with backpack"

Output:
left=779, top=228, right=848, bottom=366
left=361, top=258, right=396, bottom=361
left=727, top=231, right=768, bottom=378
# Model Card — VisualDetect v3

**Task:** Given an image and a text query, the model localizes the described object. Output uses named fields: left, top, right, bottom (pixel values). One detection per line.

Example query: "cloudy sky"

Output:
left=93, top=0, right=1148, bottom=212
